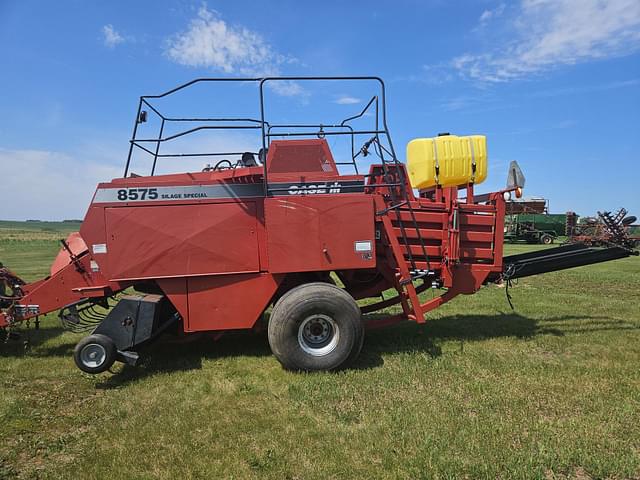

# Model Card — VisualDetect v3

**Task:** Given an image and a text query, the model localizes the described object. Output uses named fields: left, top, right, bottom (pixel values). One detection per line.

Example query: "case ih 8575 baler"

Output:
left=1, top=77, right=637, bottom=373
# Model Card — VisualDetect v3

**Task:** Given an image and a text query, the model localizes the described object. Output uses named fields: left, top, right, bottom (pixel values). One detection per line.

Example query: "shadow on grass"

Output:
left=351, top=312, right=632, bottom=369
left=349, top=312, right=539, bottom=369
left=99, top=311, right=633, bottom=385
left=96, top=332, right=272, bottom=389
left=0, top=324, right=69, bottom=357
left=4, top=312, right=636, bottom=386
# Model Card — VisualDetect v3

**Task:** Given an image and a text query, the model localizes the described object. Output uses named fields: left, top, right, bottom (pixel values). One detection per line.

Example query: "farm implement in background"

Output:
left=565, top=209, right=640, bottom=248
left=1, top=77, right=637, bottom=374
left=504, top=197, right=565, bottom=244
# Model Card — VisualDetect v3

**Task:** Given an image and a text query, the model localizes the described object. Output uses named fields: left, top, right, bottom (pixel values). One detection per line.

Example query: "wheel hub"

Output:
left=298, top=314, right=339, bottom=357
left=80, top=344, right=107, bottom=368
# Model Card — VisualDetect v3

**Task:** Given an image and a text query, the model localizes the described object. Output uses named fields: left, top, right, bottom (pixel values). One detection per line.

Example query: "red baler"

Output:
left=1, top=77, right=637, bottom=373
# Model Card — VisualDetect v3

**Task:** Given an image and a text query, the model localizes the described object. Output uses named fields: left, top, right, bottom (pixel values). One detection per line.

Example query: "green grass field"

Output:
left=1, top=221, right=639, bottom=479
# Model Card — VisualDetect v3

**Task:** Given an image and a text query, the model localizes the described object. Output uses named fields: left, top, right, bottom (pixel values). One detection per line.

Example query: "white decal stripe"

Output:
left=92, top=184, right=264, bottom=203
left=92, top=181, right=366, bottom=203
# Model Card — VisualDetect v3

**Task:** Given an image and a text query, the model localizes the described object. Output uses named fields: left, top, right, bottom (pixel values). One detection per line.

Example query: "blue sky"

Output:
left=0, top=0, right=639, bottom=220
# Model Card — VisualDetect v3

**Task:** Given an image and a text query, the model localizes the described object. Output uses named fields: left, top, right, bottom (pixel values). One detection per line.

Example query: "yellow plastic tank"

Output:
left=407, top=134, right=487, bottom=189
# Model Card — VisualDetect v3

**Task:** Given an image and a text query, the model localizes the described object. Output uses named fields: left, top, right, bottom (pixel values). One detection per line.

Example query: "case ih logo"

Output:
left=288, top=182, right=343, bottom=195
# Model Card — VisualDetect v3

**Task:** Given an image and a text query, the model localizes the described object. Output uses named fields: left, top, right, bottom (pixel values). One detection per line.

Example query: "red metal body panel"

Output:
left=185, top=273, right=282, bottom=332
left=267, top=139, right=338, bottom=176
left=0, top=253, right=125, bottom=326
left=156, top=277, right=188, bottom=323
left=50, top=232, right=88, bottom=276
left=20, top=256, right=95, bottom=307
left=104, top=202, right=260, bottom=280
left=265, top=195, right=376, bottom=274
left=156, top=273, right=282, bottom=332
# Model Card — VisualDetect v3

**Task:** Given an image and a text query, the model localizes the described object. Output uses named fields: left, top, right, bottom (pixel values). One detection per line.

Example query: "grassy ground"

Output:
left=0, top=223, right=639, bottom=479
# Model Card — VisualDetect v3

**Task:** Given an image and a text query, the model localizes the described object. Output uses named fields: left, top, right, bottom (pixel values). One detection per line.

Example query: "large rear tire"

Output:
left=268, top=282, right=363, bottom=371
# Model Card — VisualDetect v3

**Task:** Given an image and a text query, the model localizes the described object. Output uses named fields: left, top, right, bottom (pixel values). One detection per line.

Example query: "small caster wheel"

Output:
left=74, top=334, right=117, bottom=374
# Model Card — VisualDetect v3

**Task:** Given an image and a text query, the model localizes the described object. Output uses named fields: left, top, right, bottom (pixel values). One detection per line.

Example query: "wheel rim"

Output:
left=80, top=343, right=107, bottom=369
left=298, top=314, right=340, bottom=357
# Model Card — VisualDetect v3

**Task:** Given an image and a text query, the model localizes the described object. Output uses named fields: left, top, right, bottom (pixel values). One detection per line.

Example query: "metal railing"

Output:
left=123, top=77, right=431, bottom=277
left=125, top=77, right=392, bottom=180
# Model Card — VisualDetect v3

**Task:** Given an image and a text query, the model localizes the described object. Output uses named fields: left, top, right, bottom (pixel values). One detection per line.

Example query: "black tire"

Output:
left=341, top=312, right=365, bottom=369
left=268, top=282, right=363, bottom=371
left=73, top=334, right=117, bottom=374
left=540, top=234, right=553, bottom=245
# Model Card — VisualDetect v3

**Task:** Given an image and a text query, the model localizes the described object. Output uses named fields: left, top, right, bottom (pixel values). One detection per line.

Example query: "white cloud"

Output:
left=0, top=148, right=121, bottom=221
left=269, top=80, right=306, bottom=97
left=166, top=5, right=295, bottom=76
left=454, top=0, right=640, bottom=82
left=334, top=95, right=361, bottom=105
left=479, top=3, right=506, bottom=25
left=165, top=5, right=303, bottom=97
left=102, top=24, right=124, bottom=48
